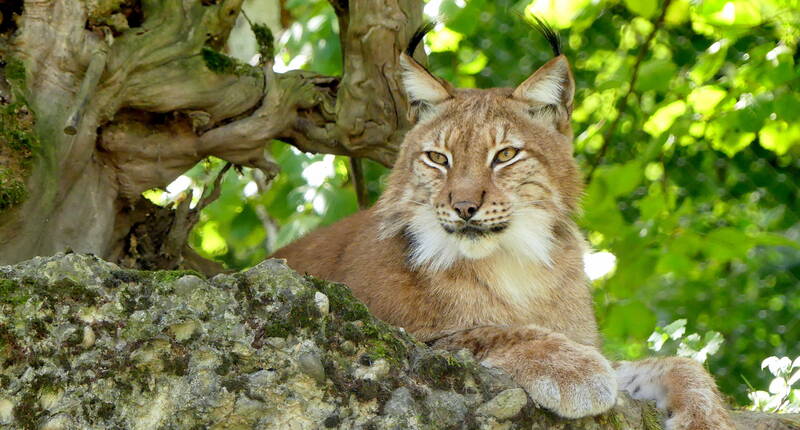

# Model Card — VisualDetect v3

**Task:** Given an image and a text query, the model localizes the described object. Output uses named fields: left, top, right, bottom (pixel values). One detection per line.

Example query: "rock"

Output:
left=477, top=388, right=528, bottom=420
left=0, top=253, right=797, bottom=429
left=296, top=341, right=326, bottom=383
left=384, top=387, right=418, bottom=417
left=314, top=291, right=330, bottom=315
left=427, top=389, right=468, bottom=427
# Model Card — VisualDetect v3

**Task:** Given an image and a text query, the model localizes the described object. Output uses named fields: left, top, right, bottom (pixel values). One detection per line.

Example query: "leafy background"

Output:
left=149, top=0, right=800, bottom=408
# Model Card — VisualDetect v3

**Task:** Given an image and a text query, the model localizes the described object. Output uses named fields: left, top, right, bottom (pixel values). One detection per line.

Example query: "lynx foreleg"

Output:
left=615, top=357, right=735, bottom=430
left=431, top=325, right=617, bottom=418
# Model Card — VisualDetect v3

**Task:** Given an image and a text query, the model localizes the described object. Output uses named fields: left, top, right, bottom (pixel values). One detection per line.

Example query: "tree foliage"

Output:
left=150, top=0, right=799, bottom=406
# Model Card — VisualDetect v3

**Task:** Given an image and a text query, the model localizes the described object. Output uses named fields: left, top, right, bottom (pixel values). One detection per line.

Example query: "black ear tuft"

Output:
left=527, top=15, right=561, bottom=56
left=405, top=21, right=437, bottom=56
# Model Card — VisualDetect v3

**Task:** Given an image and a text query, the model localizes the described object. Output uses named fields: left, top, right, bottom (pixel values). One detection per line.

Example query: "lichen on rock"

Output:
left=0, top=253, right=794, bottom=429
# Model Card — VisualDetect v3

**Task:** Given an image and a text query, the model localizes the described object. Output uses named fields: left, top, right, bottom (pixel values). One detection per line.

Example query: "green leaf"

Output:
left=704, top=227, right=754, bottom=261
left=773, top=93, right=800, bottom=122
left=705, top=0, right=761, bottom=26
left=623, top=0, right=657, bottom=18
left=712, top=131, right=755, bottom=157
left=687, top=85, right=727, bottom=115
left=636, top=59, right=677, bottom=92
left=230, top=205, right=262, bottom=242
left=689, top=41, right=728, bottom=84
left=664, top=319, right=688, bottom=339
left=750, top=232, right=800, bottom=250
left=526, top=0, right=593, bottom=28
left=429, top=27, right=464, bottom=52
left=665, top=0, right=690, bottom=25
left=759, top=120, right=800, bottom=156
left=605, top=161, right=644, bottom=197
left=457, top=50, right=488, bottom=75
left=644, top=101, right=687, bottom=136
left=648, top=332, right=669, bottom=352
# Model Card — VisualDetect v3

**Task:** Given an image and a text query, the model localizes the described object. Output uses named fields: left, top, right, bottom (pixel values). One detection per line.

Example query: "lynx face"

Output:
left=377, top=50, right=583, bottom=272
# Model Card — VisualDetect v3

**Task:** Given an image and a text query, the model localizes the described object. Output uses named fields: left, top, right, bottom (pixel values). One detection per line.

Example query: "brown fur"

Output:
left=274, top=50, right=734, bottom=428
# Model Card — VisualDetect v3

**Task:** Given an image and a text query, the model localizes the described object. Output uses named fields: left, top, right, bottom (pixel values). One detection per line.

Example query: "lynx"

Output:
left=275, top=20, right=734, bottom=429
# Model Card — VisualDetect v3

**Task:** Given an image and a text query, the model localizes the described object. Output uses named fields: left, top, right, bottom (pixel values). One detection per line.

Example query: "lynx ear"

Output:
left=399, top=53, right=452, bottom=121
left=512, top=55, right=575, bottom=118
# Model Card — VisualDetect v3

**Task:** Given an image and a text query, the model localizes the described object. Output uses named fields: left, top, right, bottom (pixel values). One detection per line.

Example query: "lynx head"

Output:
left=376, top=19, right=583, bottom=272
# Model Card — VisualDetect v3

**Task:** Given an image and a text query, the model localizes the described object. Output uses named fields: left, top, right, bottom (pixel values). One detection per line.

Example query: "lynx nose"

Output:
left=453, top=201, right=480, bottom=220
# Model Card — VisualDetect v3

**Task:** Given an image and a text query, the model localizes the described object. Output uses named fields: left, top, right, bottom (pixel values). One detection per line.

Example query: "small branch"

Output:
left=254, top=205, right=279, bottom=253
left=195, top=162, right=233, bottom=212
left=161, top=191, right=194, bottom=261
left=198, top=69, right=341, bottom=175
left=349, top=157, right=368, bottom=209
left=585, top=0, right=673, bottom=182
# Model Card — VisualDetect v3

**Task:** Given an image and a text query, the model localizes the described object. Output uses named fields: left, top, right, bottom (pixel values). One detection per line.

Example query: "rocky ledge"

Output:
left=0, top=253, right=797, bottom=429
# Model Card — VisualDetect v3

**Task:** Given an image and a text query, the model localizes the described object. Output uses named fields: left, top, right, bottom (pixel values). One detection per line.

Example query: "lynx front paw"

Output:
left=526, top=365, right=617, bottom=418
left=485, top=338, right=618, bottom=418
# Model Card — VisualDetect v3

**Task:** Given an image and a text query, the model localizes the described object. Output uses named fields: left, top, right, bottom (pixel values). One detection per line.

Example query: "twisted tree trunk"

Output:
left=0, top=0, right=421, bottom=271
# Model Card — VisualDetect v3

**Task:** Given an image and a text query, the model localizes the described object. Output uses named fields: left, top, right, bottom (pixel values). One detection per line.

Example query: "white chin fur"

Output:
left=457, top=236, right=500, bottom=259
left=406, top=206, right=554, bottom=271
left=406, top=207, right=461, bottom=272
left=499, top=208, right=554, bottom=267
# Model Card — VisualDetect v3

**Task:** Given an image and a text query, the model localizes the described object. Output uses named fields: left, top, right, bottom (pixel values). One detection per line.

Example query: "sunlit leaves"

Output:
left=750, top=355, right=800, bottom=412
left=196, top=221, right=228, bottom=256
left=278, top=0, right=341, bottom=75
left=702, top=0, right=762, bottom=27
left=623, top=0, right=657, bottom=19
left=648, top=319, right=725, bottom=363
left=687, top=85, right=727, bottom=115
left=644, top=100, right=686, bottom=136
left=428, top=27, right=464, bottom=52
left=457, top=49, right=488, bottom=74
left=648, top=319, right=687, bottom=352
left=525, top=0, right=593, bottom=29
left=664, top=0, right=691, bottom=26
left=759, top=120, right=800, bottom=155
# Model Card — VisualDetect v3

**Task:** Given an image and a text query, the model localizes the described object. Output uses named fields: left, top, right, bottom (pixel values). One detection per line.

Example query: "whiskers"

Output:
left=407, top=199, right=431, bottom=207
left=512, top=200, right=546, bottom=207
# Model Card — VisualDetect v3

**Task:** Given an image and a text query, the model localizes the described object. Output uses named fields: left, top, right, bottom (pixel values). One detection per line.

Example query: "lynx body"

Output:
left=275, top=22, right=734, bottom=429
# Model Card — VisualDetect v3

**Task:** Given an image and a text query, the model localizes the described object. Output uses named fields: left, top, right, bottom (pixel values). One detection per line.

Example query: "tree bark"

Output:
left=0, top=0, right=421, bottom=271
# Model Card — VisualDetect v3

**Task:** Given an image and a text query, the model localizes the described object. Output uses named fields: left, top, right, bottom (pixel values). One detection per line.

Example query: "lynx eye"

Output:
left=494, top=147, right=519, bottom=164
left=426, top=151, right=449, bottom=166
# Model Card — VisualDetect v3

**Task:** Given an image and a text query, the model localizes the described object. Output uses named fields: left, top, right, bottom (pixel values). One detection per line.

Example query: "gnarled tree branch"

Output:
left=0, top=0, right=424, bottom=269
